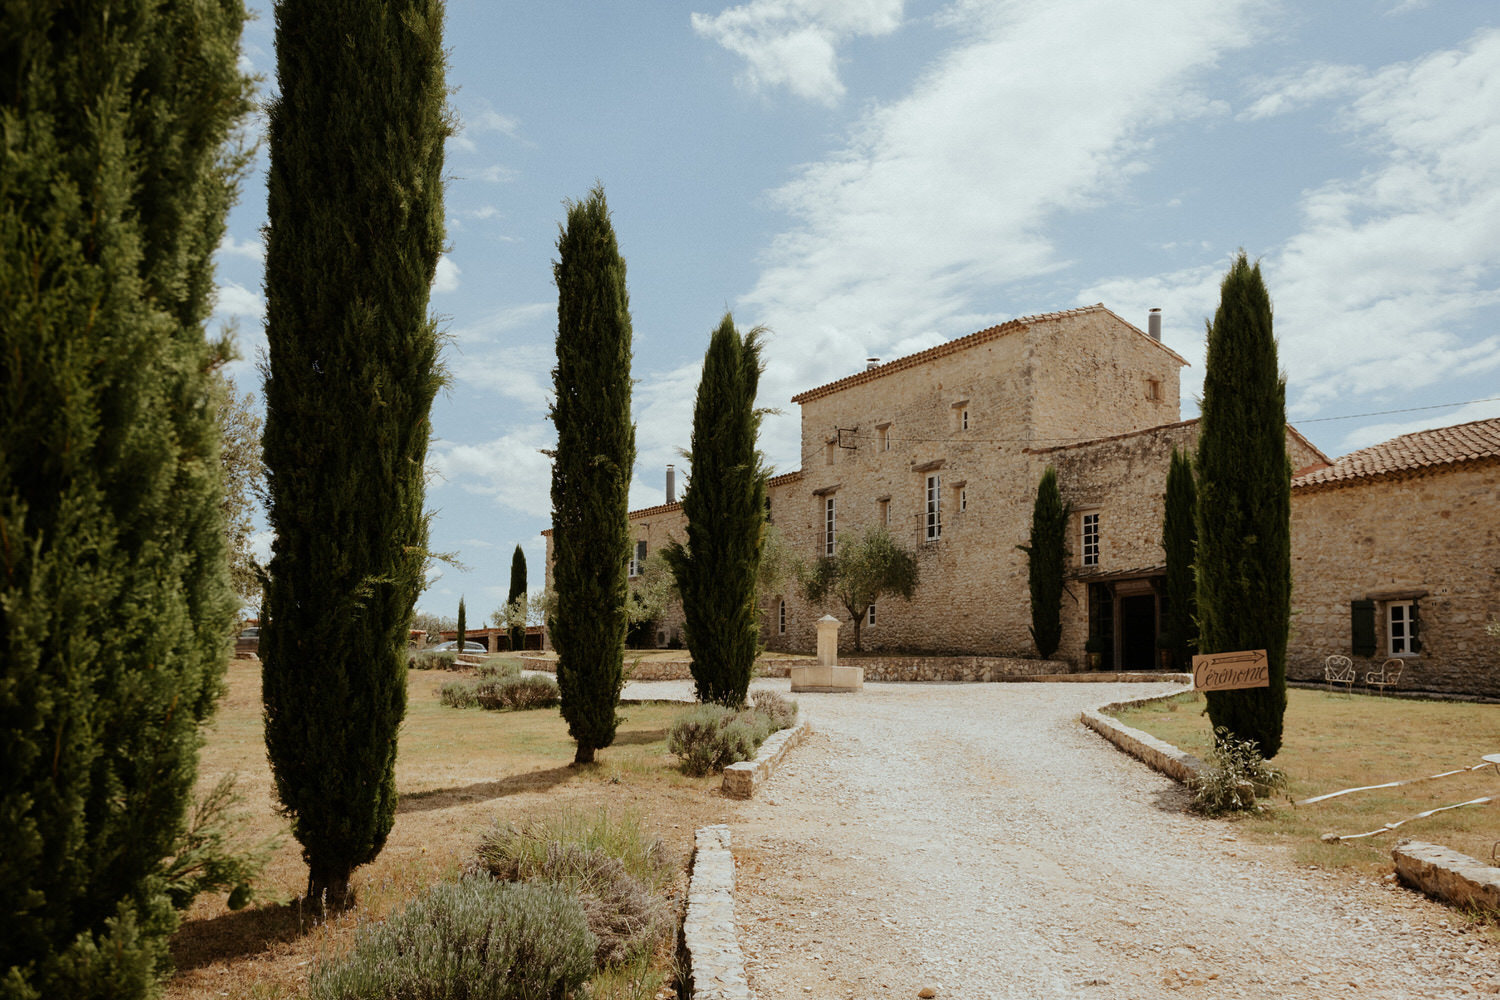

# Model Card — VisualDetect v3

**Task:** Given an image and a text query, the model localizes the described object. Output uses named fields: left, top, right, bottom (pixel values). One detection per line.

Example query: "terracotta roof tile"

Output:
left=788, top=304, right=1187, bottom=405
left=1293, top=416, right=1500, bottom=491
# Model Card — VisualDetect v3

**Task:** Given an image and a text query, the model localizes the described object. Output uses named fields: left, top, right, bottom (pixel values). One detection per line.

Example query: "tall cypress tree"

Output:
left=1, top=1, right=250, bottom=993
left=1019, top=466, right=1069, bottom=659
left=550, top=185, right=635, bottom=764
left=261, top=0, right=449, bottom=910
left=1162, top=447, right=1198, bottom=672
left=663, top=315, right=769, bottom=707
left=508, top=545, right=528, bottom=651
left=456, top=597, right=467, bottom=651
left=1195, top=253, right=1291, bottom=758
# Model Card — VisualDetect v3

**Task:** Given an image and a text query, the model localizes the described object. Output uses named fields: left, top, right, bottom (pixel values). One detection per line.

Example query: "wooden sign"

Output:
left=1192, top=650, right=1270, bottom=691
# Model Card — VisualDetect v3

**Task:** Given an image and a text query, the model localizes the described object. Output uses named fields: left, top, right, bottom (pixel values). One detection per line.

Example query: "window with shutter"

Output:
left=1351, top=599, right=1376, bottom=657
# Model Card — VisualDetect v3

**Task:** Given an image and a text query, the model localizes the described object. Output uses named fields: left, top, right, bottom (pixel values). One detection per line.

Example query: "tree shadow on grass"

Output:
left=170, top=899, right=312, bottom=971
left=396, top=764, right=580, bottom=814
left=611, top=727, right=667, bottom=746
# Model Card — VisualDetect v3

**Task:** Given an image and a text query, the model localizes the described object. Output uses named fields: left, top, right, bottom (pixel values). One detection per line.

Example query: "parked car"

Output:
left=432, top=640, right=487, bottom=653
left=234, top=626, right=260, bottom=659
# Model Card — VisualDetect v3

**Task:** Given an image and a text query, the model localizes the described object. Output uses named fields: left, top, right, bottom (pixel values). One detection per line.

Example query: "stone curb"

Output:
left=1079, top=685, right=1203, bottom=785
left=722, top=721, right=810, bottom=800
left=682, top=825, right=752, bottom=1000
left=1393, top=840, right=1500, bottom=914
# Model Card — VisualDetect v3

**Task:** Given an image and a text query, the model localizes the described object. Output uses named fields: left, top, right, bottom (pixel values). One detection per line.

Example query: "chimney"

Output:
left=1148, top=308, right=1162, bottom=341
left=865, top=357, right=880, bottom=371
left=665, top=464, right=676, bottom=504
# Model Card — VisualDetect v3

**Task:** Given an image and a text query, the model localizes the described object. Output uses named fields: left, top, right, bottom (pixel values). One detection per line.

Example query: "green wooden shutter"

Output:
left=1351, top=599, right=1376, bottom=657
left=1409, top=601, right=1421, bottom=653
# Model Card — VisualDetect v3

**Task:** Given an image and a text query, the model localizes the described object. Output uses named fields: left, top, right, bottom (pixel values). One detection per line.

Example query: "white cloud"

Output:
left=217, top=233, right=264, bottom=261
left=736, top=0, right=1263, bottom=454
left=213, top=281, right=265, bottom=320
left=432, top=254, right=461, bottom=294
left=477, top=164, right=519, bottom=183
left=1239, top=63, right=1365, bottom=120
left=693, top=0, right=905, bottom=105
left=430, top=431, right=555, bottom=519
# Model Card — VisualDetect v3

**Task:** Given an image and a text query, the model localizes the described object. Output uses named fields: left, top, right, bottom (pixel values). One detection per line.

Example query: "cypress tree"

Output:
left=663, top=315, right=769, bottom=707
left=1020, top=466, right=1069, bottom=659
left=1162, top=447, right=1199, bottom=672
left=550, top=185, right=635, bottom=764
left=261, top=0, right=449, bottom=910
left=1195, top=253, right=1291, bottom=758
left=456, top=597, right=467, bottom=652
left=1, top=1, right=250, bottom=993
left=508, top=545, right=527, bottom=651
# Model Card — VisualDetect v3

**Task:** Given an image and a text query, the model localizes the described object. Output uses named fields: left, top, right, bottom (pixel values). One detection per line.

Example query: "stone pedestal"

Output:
left=792, top=615, right=863, bottom=692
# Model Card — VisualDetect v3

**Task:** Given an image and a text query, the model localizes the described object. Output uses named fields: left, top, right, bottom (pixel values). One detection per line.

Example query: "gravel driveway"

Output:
left=631, top=678, right=1498, bottom=1000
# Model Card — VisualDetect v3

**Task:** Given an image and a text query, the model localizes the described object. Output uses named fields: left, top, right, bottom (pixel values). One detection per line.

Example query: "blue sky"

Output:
left=212, top=0, right=1500, bottom=622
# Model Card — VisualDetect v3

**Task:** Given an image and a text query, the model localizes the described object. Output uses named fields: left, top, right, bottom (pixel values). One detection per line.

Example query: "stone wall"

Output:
left=1288, top=461, right=1500, bottom=697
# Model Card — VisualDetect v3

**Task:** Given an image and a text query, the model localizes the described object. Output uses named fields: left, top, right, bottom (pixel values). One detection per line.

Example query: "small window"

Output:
left=1081, top=513, right=1099, bottom=567
left=1388, top=600, right=1420, bottom=655
left=879, top=498, right=890, bottom=526
left=878, top=425, right=891, bottom=451
left=1146, top=379, right=1161, bottom=402
left=628, top=539, right=647, bottom=577
left=958, top=487, right=967, bottom=512
left=825, top=440, right=835, bottom=466
left=824, top=496, right=836, bottom=556
left=925, top=474, right=942, bottom=540
left=778, top=599, right=786, bottom=635
left=867, top=604, right=876, bottom=627
left=961, top=409, right=969, bottom=431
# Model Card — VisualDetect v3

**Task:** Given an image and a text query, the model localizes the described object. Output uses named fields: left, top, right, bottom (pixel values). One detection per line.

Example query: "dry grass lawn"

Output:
left=166, top=659, right=738, bottom=1000
left=1109, top=687, right=1500, bottom=874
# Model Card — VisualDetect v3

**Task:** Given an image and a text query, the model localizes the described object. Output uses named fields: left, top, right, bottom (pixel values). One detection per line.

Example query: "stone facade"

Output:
left=1288, top=456, right=1500, bottom=697
left=543, top=304, right=1499, bottom=696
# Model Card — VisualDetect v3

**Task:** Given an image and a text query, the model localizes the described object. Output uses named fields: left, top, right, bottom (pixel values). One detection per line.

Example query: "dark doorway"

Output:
left=1120, top=594, right=1157, bottom=671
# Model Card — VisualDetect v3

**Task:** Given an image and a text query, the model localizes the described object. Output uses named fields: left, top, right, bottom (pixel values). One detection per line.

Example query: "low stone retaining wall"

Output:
left=519, top=654, right=1077, bottom=683
left=1393, top=840, right=1500, bottom=914
left=682, top=825, right=751, bottom=1000
left=722, top=721, right=809, bottom=799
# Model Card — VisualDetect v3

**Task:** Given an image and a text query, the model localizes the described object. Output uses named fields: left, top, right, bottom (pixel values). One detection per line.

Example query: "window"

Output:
left=867, top=604, right=877, bottom=627
left=1388, top=600, right=1421, bottom=655
left=961, top=408, right=969, bottom=430
left=925, top=474, right=942, bottom=540
left=778, top=599, right=786, bottom=635
left=1081, top=513, right=1099, bottom=567
left=628, top=539, right=647, bottom=577
left=825, top=440, right=835, bottom=466
left=1146, top=379, right=1161, bottom=402
left=824, top=496, right=836, bottom=555
left=879, top=498, right=890, bottom=526
left=958, top=487, right=967, bottom=513
left=878, top=424, right=891, bottom=451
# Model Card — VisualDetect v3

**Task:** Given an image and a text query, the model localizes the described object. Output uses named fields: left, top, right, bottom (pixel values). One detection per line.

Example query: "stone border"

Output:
left=1078, top=685, right=1203, bottom=784
left=1393, top=840, right=1500, bottom=914
left=682, top=825, right=751, bottom=1000
left=722, top=721, right=810, bottom=799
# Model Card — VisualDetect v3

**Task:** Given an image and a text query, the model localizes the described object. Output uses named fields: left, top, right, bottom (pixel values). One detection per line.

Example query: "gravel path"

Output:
left=630, top=678, right=1499, bottom=1000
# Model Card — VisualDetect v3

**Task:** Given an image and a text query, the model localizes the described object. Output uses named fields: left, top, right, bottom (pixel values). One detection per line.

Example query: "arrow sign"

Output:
left=1192, top=650, right=1270, bottom=691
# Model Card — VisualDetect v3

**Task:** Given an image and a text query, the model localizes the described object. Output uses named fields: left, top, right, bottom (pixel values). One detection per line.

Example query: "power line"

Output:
left=1293, top=396, right=1500, bottom=423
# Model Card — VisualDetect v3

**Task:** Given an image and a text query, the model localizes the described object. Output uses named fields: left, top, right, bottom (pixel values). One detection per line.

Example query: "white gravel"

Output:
left=631, top=678, right=1500, bottom=1000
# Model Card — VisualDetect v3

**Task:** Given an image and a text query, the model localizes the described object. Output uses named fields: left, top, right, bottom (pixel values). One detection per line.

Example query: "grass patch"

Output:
left=167, top=663, right=737, bottom=1000
left=1109, top=687, right=1500, bottom=872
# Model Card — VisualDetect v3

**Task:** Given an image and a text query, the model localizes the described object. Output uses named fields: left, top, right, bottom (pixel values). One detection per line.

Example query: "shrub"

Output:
left=409, top=649, right=459, bottom=671
left=667, top=704, right=774, bottom=777
left=475, top=674, right=561, bottom=711
left=439, top=680, right=479, bottom=709
left=467, top=810, right=674, bottom=968
left=159, top=774, right=278, bottom=912
left=1190, top=727, right=1288, bottom=816
left=751, top=690, right=798, bottom=731
left=307, top=879, right=595, bottom=1000
left=477, top=658, right=524, bottom=680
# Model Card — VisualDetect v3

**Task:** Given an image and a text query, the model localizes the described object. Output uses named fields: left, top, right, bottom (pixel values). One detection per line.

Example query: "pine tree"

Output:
left=1162, top=447, right=1199, bottom=672
left=550, top=185, right=635, bottom=764
left=456, top=597, right=468, bottom=651
left=1, top=1, right=251, bottom=993
left=1020, top=466, right=1069, bottom=659
left=508, top=545, right=528, bottom=651
left=261, top=0, right=449, bottom=911
left=1195, top=252, right=1291, bottom=758
left=663, top=315, right=769, bottom=706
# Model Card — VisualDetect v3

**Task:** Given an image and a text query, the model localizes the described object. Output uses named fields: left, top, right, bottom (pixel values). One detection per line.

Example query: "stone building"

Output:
left=544, top=305, right=1499, bottom=696
left=1286, top=417, right=1500, bottom=696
